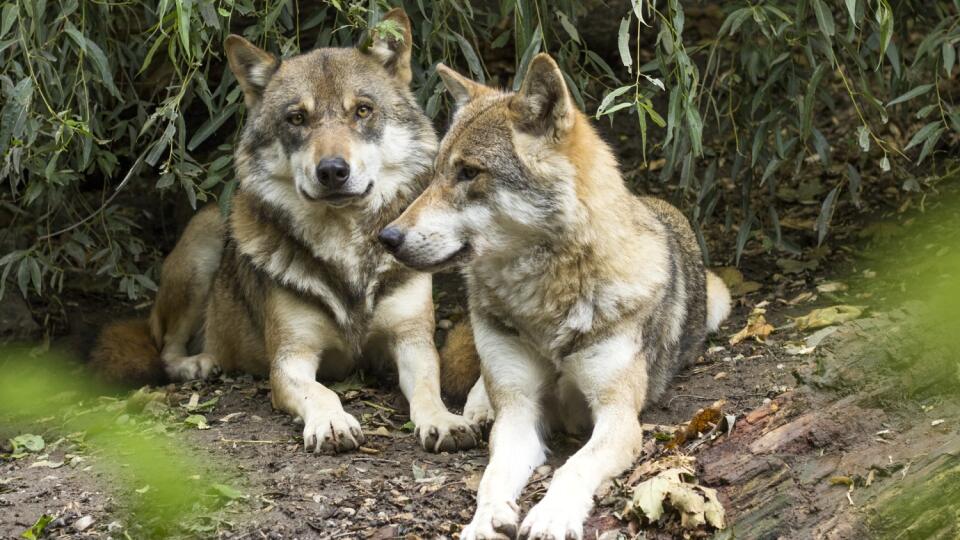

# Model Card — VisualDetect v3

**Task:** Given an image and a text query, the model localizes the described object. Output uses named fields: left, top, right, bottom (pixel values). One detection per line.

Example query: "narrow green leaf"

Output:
left=857, top=125, right=870, bottom=152
left=876, top=2, right=893, bottom=65
left=188, top=103, right=238, bottom=151
left=596, top=85, right=632, bottom=118
left=735, top=213, right=756, bottom=266
left=557, top=11, right=580, bottom=44
left=599, top=101, right=634, bottom=118
left=453, top=32, right=484, bottom=83
left=844, top=0, right=857, bottom=25
left=17, top=258, right=30, bottom=297
left=916, top=127, right=943, bottom=164
left=640, top=100, right=666, bottom=127
left=219, top=179, right=238, bottom=217
left=513, top=24, right=542, bottom=91
left=20, top=514, right=53, bottom=540
left=811, top=128, right=831, bottom=166
left=685, top=106, right=703, bottom=156
left=811, top=0, right=835, bottom=37
left=0, top=4, right=16, bottom=38
left=618, top=17, right=633, bottom=73
left=886, top=84, right=933, bottom=107
left=816, top=186, right=840, bottom=246
left=802, top=63, right=828, bottom=141
left=175, top=0, right=191, bottom=56
left=491, top=30, right=510, bottom=49
left=904, top=121, right=941, bottom=151
left=846, top=164, right=862, bottom=208
left=943, top=42, right=956, bottom=76
left=630, top=0, right=646, bottom=24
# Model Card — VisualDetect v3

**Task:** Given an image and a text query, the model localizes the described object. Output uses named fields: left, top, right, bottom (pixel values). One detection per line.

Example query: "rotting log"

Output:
left=694, top=310, right=959, bottom=539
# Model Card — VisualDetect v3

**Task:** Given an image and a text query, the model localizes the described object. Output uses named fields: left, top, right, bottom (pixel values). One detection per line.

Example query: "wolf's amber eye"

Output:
left=355, top=104, right=373, bottom=119
left=287, top=111, right=305, bottom=126
left=457, top=166, right=480, bottom=182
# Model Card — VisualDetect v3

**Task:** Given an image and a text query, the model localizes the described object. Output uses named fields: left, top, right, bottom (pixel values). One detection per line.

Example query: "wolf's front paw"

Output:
left=303, top=409, right=365, bottom=454
left=519, top=496, right=585, bottom=540
left=165, top=353, right=220, bottom=381
left=414, top=410, right=481, bottom=452
left=461, top=500, right=520, bottom=540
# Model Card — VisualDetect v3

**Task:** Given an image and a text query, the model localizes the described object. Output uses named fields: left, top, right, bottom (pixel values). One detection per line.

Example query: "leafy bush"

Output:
left=0, top=0, right=957, bottom=305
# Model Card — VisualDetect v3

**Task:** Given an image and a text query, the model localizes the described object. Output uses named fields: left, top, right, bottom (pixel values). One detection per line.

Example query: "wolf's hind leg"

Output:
left=164, top=353, right=219, bottom=381
left=152, top=206, right=225, bottom=381
left=519, top=334, right=645, bottom=540
left=463, top=377, right=495, bottom=430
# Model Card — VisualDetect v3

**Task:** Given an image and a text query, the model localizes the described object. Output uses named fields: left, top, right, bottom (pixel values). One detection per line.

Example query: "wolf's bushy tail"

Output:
left=706, top=270, right=732, bottom=333
left=89, top=318, right=166, bottom=387
left=439, top=319, right=481, bottom=405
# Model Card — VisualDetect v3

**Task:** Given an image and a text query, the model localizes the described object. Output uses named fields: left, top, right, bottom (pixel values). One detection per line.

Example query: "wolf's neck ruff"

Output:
left=228, top=170, right=426, bottom=344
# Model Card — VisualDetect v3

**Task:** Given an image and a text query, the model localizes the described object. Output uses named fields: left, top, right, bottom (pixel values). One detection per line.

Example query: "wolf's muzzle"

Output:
left=317, top=157, right=350, bottom=188
left=378, top=226, right=405, bottom=253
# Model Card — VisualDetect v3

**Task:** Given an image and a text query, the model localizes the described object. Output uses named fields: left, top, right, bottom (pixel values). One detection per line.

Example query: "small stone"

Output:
left=714, top=371, right=728, bottom=380
left=73, top=515, right=95, bottom=532
left=437, top=319, right=453, bottom=330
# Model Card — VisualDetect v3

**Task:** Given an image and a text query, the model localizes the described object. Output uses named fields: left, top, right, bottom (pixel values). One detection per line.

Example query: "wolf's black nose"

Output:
left=317, top=157, right=350, bottom=187
left=378, top=227, right=405, bottom=252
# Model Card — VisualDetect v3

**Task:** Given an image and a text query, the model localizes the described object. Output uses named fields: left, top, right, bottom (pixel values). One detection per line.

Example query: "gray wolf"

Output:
left=91, top=9, right=480, bottom=454
left=379, top=53, right=731, bottom=538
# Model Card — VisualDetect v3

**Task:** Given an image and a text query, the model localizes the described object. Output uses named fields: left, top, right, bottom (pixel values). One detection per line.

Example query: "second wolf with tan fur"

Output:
left=380, top=54, right=731, bottom=538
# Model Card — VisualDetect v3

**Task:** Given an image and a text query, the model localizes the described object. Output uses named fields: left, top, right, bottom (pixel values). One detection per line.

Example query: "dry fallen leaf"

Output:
left=29, top=460, right=64, bottom=469
left=714, top=267, right=762, bottom=297
left=666, top=401, right=726, bottom=450
left=793, top=305, right=864, bottom=331
left=625, top=457, right=725, bottom=531
left=816, top=281, right=848, bottom=293
left=729, top=306, right=774, bottom=345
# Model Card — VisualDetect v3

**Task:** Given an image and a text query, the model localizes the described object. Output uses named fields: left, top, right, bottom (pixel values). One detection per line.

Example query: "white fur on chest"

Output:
left=468, top=253, right=652, bottom=362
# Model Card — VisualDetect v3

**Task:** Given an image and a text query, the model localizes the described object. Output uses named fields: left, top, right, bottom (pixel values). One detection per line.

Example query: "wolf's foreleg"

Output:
left=270, top=351, right=364, bottom=453
left=393, top=337, right=482, bottom=451
left=461, top=315, right=552, bottom=540
left=374, top=274, right=480, bottom=452
left=267, top=292, right=363, bottom=454
left=519, top=334, right=645, bottom=540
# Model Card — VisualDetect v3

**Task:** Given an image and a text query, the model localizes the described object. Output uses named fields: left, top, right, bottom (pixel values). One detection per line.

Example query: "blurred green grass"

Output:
left=0, top=351, right=242, bottom=537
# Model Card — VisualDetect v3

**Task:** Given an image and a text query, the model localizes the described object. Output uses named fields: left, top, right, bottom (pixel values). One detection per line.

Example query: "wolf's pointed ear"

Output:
left=362, top=8, right=414, bottom=85
left=511, top=53, right=575, bottom=137
left=225, top=35, right=279, bottom=107
left=437, top=64, right=488, bottom=109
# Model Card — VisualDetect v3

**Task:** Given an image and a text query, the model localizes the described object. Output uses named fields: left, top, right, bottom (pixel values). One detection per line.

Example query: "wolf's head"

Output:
left=227, top=9, right=436, bottom=213
left=380, top=54, right=616, bottom=272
